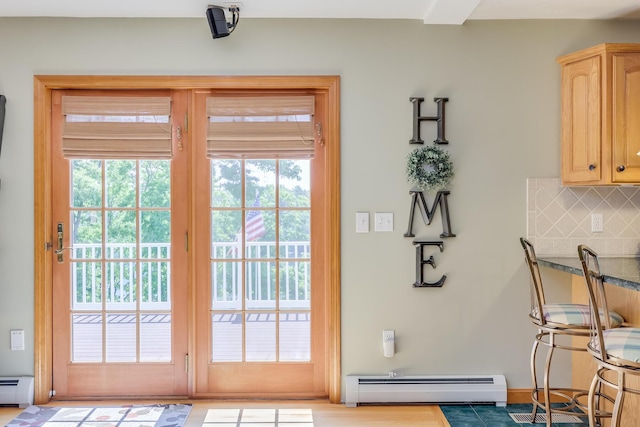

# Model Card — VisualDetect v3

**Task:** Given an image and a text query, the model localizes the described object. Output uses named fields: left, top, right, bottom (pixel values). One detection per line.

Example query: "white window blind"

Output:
left=61, top=96, right=172, bottom=159
left=206, top=95, right=315, bottom=159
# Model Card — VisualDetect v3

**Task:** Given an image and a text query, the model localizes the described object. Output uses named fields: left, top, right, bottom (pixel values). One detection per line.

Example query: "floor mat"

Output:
left=509, top=412, right=584, bottom=424
left=5, top=403, right=192, bottom=427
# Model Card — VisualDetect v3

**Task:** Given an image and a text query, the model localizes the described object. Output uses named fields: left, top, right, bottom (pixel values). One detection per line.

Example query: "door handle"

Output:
left=55, top=222, right=71, bottom=262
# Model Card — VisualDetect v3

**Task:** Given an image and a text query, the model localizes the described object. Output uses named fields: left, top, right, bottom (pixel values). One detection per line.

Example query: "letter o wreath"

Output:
left=406, top=146, right=453, bottom=192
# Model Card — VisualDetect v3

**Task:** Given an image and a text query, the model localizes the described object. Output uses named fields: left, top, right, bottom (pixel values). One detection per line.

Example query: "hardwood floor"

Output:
left=0, top=400, right=451, bottom=426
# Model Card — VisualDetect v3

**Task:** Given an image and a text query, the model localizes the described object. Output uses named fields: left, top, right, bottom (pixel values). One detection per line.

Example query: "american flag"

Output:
left=245, top=192, right=266, bottom=242
left=227, top=192, right=265, bottom=257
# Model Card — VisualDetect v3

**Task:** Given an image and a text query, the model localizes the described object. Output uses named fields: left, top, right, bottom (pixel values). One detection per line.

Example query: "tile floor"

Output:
left=440, top=403, right=586, bottom=427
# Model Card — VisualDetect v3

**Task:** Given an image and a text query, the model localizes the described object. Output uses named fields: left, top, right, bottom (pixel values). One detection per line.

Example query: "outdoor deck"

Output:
left=72, top=311, right=310, bottom=363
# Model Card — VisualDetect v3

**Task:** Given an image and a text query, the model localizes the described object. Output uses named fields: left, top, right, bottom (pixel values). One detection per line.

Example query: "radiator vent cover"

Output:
left=345, top=374, right=507, bottom=407
left=0, top=376, right=34, bottom=408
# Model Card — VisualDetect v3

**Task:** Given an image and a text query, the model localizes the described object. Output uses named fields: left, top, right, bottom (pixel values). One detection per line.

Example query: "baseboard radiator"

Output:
left=345, top=374, right=507, bottom=407
left=0, top=376, right=34, bottom=408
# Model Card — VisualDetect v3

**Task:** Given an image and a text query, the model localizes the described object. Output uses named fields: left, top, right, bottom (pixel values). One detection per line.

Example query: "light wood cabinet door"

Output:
left=559, top=43, right=640, bottom=185
left=560, top=53, right=602, bottom=185
left=612, top=53, right=640, bottom=183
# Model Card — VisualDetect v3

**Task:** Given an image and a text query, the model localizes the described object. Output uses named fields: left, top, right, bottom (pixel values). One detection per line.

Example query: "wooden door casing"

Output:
left=33, top=75, right=341, bottom=404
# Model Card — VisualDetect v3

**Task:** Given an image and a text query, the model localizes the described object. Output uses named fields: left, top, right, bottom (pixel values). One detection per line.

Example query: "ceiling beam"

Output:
left=423, top=0, right=482, bottom=24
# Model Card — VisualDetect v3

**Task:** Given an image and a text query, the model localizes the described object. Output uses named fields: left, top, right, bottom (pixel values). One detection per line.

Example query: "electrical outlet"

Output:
left=591, top=213, right=603, bottom=233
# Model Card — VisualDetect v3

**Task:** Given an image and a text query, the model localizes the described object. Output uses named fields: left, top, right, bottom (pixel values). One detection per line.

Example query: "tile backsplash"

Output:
left=526, top=178, right=640, bottom=256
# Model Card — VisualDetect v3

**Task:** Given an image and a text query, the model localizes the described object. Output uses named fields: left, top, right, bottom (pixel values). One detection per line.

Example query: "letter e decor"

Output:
left=413, top=240, right=446, bottom=287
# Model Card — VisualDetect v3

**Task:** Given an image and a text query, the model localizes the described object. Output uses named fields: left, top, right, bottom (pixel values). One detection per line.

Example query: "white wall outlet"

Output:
left=10, top=329, right=25, bottom=351
left=356, top=212, right=369, bottom=233
left=374, top=212, right=394, bottom=232
left=591, top=213, right=603, bottom=233
left=383, top=329, right=395, bottom=358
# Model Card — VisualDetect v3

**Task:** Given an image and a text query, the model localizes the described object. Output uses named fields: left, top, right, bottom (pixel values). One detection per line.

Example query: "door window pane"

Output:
left=246, top=312, right=276, bottom=362
left=140, top=313, right=171, bottom=362
left=72, top=261, right=102, bottom=310
left=245, top=160, right=276, bottom=208
left=106, top=211, right=137, bottom=259
left=279, top=159, right=310, bottom=208
left=71, top=160, right=103, bottom=208
left=212, top=312, right=242, bottom=361
left=211, top=160, right=241, bottom=208
left=212, top=261, right=242, bottom=310
left=106, top=313, right=136, bottom=362
left=105, top=261, right=136, bottom=309
left=106, top=160, right=136, bottom=208
left=279, top=261, right=310, bottom=310
left=72, top=313, right=102, bottom=362
left=279, top=312, right=310, bottom=361
left=140, top=160, right=171, bottom=208
left=246, top=261, right=276, bottom=310
left=211, top=210, right=242, bottom=259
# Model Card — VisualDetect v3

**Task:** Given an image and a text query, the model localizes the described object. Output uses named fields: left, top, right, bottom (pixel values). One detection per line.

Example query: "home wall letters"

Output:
left=406, top=96, right=454, bottom=288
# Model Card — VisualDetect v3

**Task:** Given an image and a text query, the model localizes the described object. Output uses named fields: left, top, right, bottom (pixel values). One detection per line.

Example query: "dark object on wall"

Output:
left=404, top=190, right=455, bottom=238
left=0, top=95, right=6, bottom=157
left=410, top=97, right=448, bottom=144
left=206, top=5, right=240, bottom=39
left=413, top=240, right=446, bottom=287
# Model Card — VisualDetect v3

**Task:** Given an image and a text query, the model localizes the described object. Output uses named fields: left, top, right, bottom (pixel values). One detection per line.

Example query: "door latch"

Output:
left=54, top=222, right=70, bottom=262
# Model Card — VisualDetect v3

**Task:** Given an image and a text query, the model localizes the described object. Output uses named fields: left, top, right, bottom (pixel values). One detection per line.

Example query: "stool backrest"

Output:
left=578, top=244, right=613, bottom=362
left=520, top=238, right=547, bottom=326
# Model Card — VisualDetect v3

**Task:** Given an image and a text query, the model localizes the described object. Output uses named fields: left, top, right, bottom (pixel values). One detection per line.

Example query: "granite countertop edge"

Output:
left=538, top=256, right=640, bottom=292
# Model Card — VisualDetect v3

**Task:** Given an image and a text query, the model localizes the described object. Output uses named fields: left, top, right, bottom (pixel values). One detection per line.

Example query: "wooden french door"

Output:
left=35, top=75, right=340, bottom=403
left=50, top=89, right=189, bottom=398
left=191, top=90, right=328, bottom=397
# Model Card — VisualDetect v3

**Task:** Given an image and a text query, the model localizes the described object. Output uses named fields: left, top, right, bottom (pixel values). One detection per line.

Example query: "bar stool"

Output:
left=520, top=238, right=623, bottom=426
left=578, top=245, right=640, bottom=427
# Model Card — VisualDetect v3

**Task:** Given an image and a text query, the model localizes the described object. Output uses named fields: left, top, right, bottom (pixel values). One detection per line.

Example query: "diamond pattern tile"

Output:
left=526, top=178, right=640, bottom=256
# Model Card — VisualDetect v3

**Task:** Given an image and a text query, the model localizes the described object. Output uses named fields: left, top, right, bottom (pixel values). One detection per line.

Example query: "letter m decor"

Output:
left=404, top=190, right=455, bottom=238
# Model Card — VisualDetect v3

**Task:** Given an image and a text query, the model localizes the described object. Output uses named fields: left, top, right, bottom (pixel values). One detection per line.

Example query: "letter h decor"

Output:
left=410, top=97, right=448, bottom=145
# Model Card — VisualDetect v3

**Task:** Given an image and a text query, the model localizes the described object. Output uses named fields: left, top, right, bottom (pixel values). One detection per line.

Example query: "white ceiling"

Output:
left=1, top=0, right=640, bottom=24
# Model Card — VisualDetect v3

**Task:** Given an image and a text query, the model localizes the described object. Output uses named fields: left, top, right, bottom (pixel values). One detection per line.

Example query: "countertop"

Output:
left=538, top=256, right=640, bottom=292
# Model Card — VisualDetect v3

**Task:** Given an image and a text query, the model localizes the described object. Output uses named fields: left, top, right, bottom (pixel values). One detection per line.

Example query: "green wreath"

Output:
left=406, top=146, right=454, bottom=192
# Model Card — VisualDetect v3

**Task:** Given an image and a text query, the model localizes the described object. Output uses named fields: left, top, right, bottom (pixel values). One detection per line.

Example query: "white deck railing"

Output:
left=71, top=242, right=311, bottom=311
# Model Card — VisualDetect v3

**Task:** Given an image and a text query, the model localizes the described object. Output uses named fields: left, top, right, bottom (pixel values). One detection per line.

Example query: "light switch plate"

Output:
left=374, top=212, right=393, bottom=232
left=356, top=212, right=369, bottom=233
left=10, top=329, right=24, bottom=351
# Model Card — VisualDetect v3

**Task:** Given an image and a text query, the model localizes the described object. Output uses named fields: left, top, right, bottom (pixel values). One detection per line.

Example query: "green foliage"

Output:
left=71, top=158, right=311, bottom=306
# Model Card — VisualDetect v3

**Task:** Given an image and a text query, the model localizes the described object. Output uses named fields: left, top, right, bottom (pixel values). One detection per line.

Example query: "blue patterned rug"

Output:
left=6, top=403, right=192, bottom=427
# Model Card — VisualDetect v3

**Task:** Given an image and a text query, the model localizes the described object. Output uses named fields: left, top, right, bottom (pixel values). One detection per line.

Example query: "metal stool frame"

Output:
left=521, top=238, right=591, bottom=426
left=579, top=244, right=640, bottom=427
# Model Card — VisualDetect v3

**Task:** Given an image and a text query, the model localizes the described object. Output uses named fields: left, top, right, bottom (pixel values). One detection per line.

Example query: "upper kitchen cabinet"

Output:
left=558, top=43, right=640, bottom=185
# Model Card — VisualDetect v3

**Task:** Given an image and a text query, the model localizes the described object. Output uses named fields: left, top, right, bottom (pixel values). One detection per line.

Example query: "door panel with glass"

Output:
left=193, top=91, right=327, bottom=397
left=51, top=90, right=189, bottom=397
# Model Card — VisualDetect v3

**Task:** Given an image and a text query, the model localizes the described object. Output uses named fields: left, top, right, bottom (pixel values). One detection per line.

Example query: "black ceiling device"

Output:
left=206, top=5, right=240, bottom=39
left=0, top=95, right=6, bottom=157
